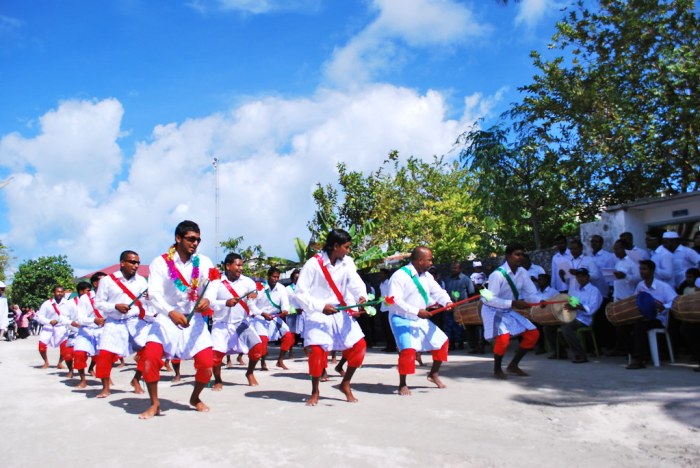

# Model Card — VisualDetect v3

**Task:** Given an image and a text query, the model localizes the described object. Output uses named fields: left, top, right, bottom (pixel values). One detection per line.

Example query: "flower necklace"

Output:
left=166, top=245, right=200, bottom=302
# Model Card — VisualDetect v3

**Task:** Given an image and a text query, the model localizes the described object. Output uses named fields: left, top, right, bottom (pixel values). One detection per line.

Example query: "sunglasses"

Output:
left=183, top=236, right=202, bottom=243
left=123, top=260, right=140, bottom=265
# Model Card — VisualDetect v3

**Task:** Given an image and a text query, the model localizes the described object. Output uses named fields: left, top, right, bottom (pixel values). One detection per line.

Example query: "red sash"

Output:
left=109, top=274, right=146, bottom=319
left=88, top=293, right=103, bottom=319
left=50, top=300, right=62, bottom=316
left=222, top=279, right=250, bottom=315
left=315, top=254, right=347, bottom=306
left=161, top=253, right=190, bottom=287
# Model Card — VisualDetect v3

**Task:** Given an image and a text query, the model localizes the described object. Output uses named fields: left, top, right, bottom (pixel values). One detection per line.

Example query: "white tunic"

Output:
left=387, top=264, right=450, bottom=352
left=94, top=271, right=151, bottom=356
left=294, top=252, right=366, bottom=351
left=285, top=283, right=304, bottom=334
left=146, top=251, right=215, bottom=360
left=481, top=262, right=540, bottom=340
left=0, top=296, right=8, bottom=330
left=36, top=297, right=74, bottom=347
left=205, top=275, right=262, bottom=355
left=72, top=291, right=103, bottom=356
left=256, top=282, right=291, bottom=341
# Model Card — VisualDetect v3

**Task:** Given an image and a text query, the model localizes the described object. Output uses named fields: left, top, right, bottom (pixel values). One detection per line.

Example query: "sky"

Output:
left=0, top=0, right=570, bottom=278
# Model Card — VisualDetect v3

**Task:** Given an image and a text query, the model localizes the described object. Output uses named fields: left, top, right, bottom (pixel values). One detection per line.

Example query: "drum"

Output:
left=605, top=295, right=644, bottom=326
left=671, top=291, right=700, bottom=323
left=454, top=301, right=482, bottom=326
left=528, top=294, right=576, bottom=325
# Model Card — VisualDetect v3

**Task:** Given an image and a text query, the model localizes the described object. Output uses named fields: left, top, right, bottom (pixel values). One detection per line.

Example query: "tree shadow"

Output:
left=244, top=390, right=320, bottom=403
left=108, top=397, right=191, bottom=416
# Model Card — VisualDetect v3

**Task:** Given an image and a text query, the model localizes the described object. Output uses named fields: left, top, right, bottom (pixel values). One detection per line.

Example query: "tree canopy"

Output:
left=10, top=255, right=75, bottom=309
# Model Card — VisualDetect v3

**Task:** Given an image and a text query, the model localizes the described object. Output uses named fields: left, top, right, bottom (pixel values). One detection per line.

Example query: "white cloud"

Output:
left=515, top=0, right=563, bottom=29
left=323, top=0, right=491, bottom=88
left=0, top=85, right=502, bottom=274
left=188, top=0, right=321, bottom=15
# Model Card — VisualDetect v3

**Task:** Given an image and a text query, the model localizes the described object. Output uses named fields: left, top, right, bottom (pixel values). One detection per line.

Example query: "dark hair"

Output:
left=175, top=220, right=200, bottom=238
left=505, top=243, right=525, bottom=255
left=685, top=267, right=700, bottom=279
left=267, top=266, right=280, bottom=277
left=538, top=273, right=551, bottom=282
left=53, top=285, right=64, bottom=292
left=224, top=252, right=243, bottom=265
left=640, top=259, right=656, bottom=271
left=554, top=234, right=567, bottom=242
left=646, top=228, right=664, bottom=239
left=90, top=272, right=106, bottom=284
left=322, top=229, right=352, bottom=254
left=591, top=234, right=603, bottom=242
left=569, top=238, right=583, bottom=248
left=120, top=250, right=139, bottom=261
left=76, top=281, right=91, bottom=292
left=290, top=268, right=300, bottom=280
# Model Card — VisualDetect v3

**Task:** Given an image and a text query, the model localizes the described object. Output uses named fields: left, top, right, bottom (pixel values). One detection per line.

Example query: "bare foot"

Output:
left=77, top=380, right=88, bottom=389
left=172, top=375, right=182, bottom=383
left=164, top=362, right=173, bottom=372
left=330, top=357, right=337, bottom=364
left=131, top=378, right=144, bottom=394
left=339, top=381, right=358, bottom=403
left=246, top=372, right=259, bottom=386
left=416, top=356, right=424, bottom=367
left=494, top=369, right=507, bottom=380
left=138, top=405, right=160, bottom=419
left=89, top=369, right=96, bottom=377
left=117, top=361, right=126, bottom=368
left=41, top=362, right=49, bottom=369
left=236, top=355, right=245, bottom=365
left=96, top=390, right=111, bottom=399
left=276, top=360, right=289, bottom=370
left=190, top=398, right=210, bottom=412
left=212, top=382, right=223, bottom=391
left=57, top=363, right=65, bottom=370
left=66, top=371, right=74, bottom=379
left=398, top=385, right=412, bottom=396
left=427, top=373, right=446, bottom=388
left=226, top=362, right=234, bottom=369
left=320, top=370, right=329, bottom=382
left=334, top=363, right=346, bottom=377
left=506, top=365, right=529, bottom=377
left=306, top=393, right=319, bottom=406
left=260, top=364, right=269, bottom=371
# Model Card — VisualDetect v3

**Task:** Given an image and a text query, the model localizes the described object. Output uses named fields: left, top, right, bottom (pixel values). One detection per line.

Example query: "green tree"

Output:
left=0, top=241, right=12, bottom=282
left=515, top=0, right=700, bottom=211
left=219, top=236, right=270, bottom=278
left=10, top=255, right=75, bottom=309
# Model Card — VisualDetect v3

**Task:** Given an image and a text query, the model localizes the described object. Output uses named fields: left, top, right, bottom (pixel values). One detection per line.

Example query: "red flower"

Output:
left=202, top=308, right=214, bottom=318
left=208, top=268, right=221, bottom=281
left=383, top=296, right=395, bottom=305
left=256, top=282, right=264, bottom=291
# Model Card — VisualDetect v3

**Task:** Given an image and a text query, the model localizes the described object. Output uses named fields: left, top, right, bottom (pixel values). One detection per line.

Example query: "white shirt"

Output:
left=36, top=297, right=75, bottom=327
left=256, top=282, right=290, bottom=315
left=294, top=252, right=367, bottom=315
left=484, top=263, right=541, bottom=309
left=671, top=245, right=700, bottom=288
left=571, top=282, right=603, bottom=326
left=77, top=291, right=100, bottom=327
left=0, top=296, right=8, bottom=329
left=590, top=249, right=615, bottom=298
left=551, top=249, right=573, bottom=292
left=612, top=256, right=640, bottom=301
left=650, top=245, right=674, bottom=284
left=634, top=278, right=677, bottom=327
left=95, top=271, right=149, bottom=321
left=379, top=279, right=390, bottom=312
left=567, top=255, right=602, bottom=294
left=626, top=246, right=650, bottom=264
left=388, top=264, right=451, bottom=319
left=206, top=275, right=262, bottom=324
left=148, top=251, right=215, bottom=318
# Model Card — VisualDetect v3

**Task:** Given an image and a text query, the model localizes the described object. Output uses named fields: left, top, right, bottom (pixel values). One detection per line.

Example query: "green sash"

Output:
left=401, top=266, right=429, bottom=306
left=264, top=289, right=281, bottom=310
left=496, top=267, right=519, bottom=300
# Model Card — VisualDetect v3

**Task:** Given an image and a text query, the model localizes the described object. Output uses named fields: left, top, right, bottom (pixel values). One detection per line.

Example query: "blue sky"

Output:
left=0, top=0, right=570, bottom=277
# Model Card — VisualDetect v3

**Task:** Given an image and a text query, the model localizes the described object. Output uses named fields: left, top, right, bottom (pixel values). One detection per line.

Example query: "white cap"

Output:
left=472, top=261, right=482, bottom=267
left=662, top=231, right=679, bottom=239
left=0, top=281, right=5, bottom=288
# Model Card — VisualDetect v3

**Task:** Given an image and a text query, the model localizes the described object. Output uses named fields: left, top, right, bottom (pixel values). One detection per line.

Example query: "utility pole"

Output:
left=213, top=158, right=220, bottom=265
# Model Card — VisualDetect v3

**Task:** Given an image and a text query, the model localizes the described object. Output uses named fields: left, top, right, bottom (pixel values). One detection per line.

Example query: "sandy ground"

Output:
left=0, top=335, right=698, bottom=468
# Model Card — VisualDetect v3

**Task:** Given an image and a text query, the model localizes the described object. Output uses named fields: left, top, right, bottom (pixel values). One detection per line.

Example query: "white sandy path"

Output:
left=0, top=335, right=698, bottom=467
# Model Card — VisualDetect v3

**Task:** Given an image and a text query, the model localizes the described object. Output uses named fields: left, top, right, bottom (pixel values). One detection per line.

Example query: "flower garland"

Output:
left=166, top=245, right=200, bottom=302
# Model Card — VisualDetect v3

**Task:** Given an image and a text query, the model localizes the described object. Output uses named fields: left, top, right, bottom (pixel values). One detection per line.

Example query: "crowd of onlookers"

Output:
left=0, top=281, right=41, bottom=341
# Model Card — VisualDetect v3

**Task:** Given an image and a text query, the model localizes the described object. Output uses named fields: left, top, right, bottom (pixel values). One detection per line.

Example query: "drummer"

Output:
left=544, top=268, right=602, bottom=363
left=624, top=260, right=677, bottom=370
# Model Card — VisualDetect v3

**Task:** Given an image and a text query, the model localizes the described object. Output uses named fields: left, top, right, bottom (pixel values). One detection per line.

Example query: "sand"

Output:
left=0, top=335, right=698, bottom=467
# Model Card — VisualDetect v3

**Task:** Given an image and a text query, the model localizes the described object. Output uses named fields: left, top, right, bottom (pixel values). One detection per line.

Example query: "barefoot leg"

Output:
left=97, top=378, right=111, bottom=398
left=427, top=361, right=446, bottom=388
left=212, top=365, right=224, bottom=391
left=190, top=382, right=210, bottom=412
left=306, top=376, right=320, bottom=406
left=246, top=359, right=259, bottom=386
left=338, top=366, right=359, bottom=403
left=138, top=381, right=160, bottom=419
left=398, top=374, right=411, bottom=396
left=131, top=370, right=145, bottom=394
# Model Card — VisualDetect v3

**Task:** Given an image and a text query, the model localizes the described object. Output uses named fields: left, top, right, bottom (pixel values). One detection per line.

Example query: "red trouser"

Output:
left=95, top=350, right=120, bottom=379
left=307, top=345, right=328, bottom=378
left=342, top=338, right=367, bottom=368
left=493, top=329, right=539, bottom=356
left=398, top=340, right=449, bottom=375
left=141, top=342, right=214, bottom=384
left=280, top=332, right=295, bottom=352
left=38, top=340, right=73, bottom=362
left=73, top=351, right=89, bottom=371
